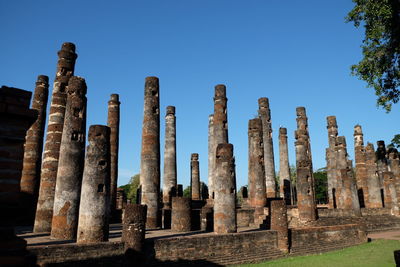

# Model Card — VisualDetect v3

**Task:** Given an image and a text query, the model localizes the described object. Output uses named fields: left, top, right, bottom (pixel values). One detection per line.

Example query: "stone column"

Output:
left=248, top=119, right=266, bottom=217
left=201, top=206, right=213, bottom=231
left=279, top=127, right=291, bottom=205
left=162, top=106, right=177, bottom=207
left=122, top=204, right=147, bottom=261
left=107, top=94, right=120, bottom=215
left=20, top=75, right=49, bottom=203
left=365, top=143, right=383, bottom=208
left=376, top=140, right=388, bottom=189
left=270, top=199, right=289, bottom=253
left=51, top=77, right=87, bottom=239
left=191, top=153, right=201, bottom=200
left=34, top=42, right=77, bottom=233
left=383, top=171, right=399, bottom=215
left=258, top=98, right=276, bottom=198
left=171, top=197, right=191, bottom=232
left=294, top=107, right=316, bottom=222
left=140, top=76, right=160, bottom=229
left=208, top=114, right=215, bottom=199
left=214, top=143, right=237, bottom=233
left=354, top=125, right=368, bottom=207
left=211, top=85, right=229, bottom=201
left=116, top=188, right=126, bottom=210
left=326, top=116, right=338, bottom=209
left=77, top=125, right=111, bottom=243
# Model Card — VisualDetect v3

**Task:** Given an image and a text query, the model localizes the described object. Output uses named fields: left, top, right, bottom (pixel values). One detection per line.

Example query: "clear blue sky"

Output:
left=1, top=1, right=399, bottom=189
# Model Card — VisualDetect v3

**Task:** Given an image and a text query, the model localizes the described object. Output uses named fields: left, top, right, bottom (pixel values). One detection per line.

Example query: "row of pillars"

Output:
left=326, top=116, right=400, bottom=216
left=18, top=43, right=121, bottom=243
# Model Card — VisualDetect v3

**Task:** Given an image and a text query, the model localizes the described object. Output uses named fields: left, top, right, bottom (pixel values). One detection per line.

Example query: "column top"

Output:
left=279, top=127, right=287, bottom=135
left=166, top=106, right=175, bottom=115
left=214, top=84, right=226, bottom=98
left=37, top=75, right=49, bottom=84
left=191, top=153, right=199, bottom=160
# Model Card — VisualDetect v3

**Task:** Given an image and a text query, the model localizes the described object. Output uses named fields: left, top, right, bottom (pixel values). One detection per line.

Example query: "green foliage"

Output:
left=119, top=174, right=140, bottom=203
left=346, top=0, right=400, bottom=111
left=313, top=168, right=328, bottom=204
left=389, top=133, right=400, bottom=148
left=183, top=186, right=191, bottom=198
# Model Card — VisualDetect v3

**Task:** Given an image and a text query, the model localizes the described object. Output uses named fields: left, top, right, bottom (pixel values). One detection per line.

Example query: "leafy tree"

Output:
left=183, top=186, right=191, bottom=198
left=119, top=174, right=140, bottom=203
left=313, top=168, right=328, bottom=204
left=346, top=0, right=400, bottom=111
left=389, top=134, right=400, bottom=148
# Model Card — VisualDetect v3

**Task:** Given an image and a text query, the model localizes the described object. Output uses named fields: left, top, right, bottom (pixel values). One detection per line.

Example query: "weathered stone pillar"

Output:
left=214, top=143, right=237, bottom=233
left=191, top=153, right=201, bottom=200
left=376, top=140, right=388, bottom=190
left=294, top=107, right=316, bottom=222
left=77, top=125, right=111, bottom=243
left=270, top=199, right=289, bottom=253
left=354, top=125, right=368, bottom=208
left=116, top=188, right=126, bottom=210
left=340, top=158, right=361, bottom=216
left=51, top=76, right=87, bottom=240
left=140, top=76, right=160, bottom=229
left=171, top=197, right=191, bottom=232
left=208, top=114, right=215, bottom=200
left=279, top=127, right=291, bottom=205
left=326, top=116, right=338, bottom=209
left=122, top=204, right=147, bottom=260
left=365, top=143, right=383, bottom=208
left=162, top=106, right=177, bottom=207
left=211, top=85, right=229, bottom=200
left=258, top=98, right=276, bottom=198
left=382, top=171, right=399, bottom=215
left=248, top=119, right=266, bottom=216
left=201, top=206, right=213, bottom=231
left=107, top=94, right=120, bottom=215
left=20, top=75, right=49, bottom=204
left=34, top=42, right=77, bottom=233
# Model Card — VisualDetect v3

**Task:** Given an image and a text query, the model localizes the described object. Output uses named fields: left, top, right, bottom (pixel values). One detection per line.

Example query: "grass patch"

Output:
left=237, top=239, right=400, bottom=267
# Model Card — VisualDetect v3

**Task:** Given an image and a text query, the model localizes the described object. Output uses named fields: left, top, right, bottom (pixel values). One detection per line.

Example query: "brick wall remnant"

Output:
left=140, top=76, right=160, bottom=229
left=171, top=197, right=191, bottom=232
left=162, top=106, right=177, bottom=207
left=294, top=107, right=316, bottom=222
left=258, top=97, right=276, bottom=198
left=122, top=204, right=147, bottom=261
left=77, top=125, right=111, bottom=243
left=20, top=75, right=49, bottom=202
left=107, top=94, right=120, bottom=216
left=208, top=114, right=215, bottom=200
left=214, top=143, right=237, bottom=233
left=51, top=76, right=87, bottom=240
left=34, top=42, right=78, bottom=233
left=248, top=118, right=266, bottom=219
left=354, top=125, right=369, bottom=207
left=270, top=199, right=289, bottom=252
left=376, top=140, right=388, bottom=190
left=191, top=153, right=201, bottom=200
left=200, top=206, right=213, bottom=231
left=383, top=171, right=400, bottom=215
left=365, top=143, right=383, bottom=208
left=116, top=188, right=126, bottom=210
left=279, top=127, right=292, bottom=205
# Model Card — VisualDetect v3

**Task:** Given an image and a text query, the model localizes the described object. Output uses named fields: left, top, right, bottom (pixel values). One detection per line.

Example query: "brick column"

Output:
left=248, top=118, right=266, bottom=218
left=162, top=106, right=177, bottom=206
left=365, top=143, right=383, bottom=208
left=258, top=97, right=276, bottom=198
left=294, top=107, right=316, bottom=222
left=270, top=199, right=289, bottom=253
left=354, top=125, right=368, bottom=208
left=107, top=94, right=120, bottom=215
left=214, top=143, right=237, bottom=233
left=279, top=127, right=292, bottom=205
left=171, top=197, right=191, bottom=232
left=77, top=125, right=111, bottom=243
left=140, top=77, right=160, bottom=229
left=51, top=76, right=87, bottom=239
left=20, top=75, right=49, bottom=201
left=326, top=116, right=338, bottom=209
left=208, top=114, right=215, bottom=199
left=191, top=153, right=201, bottom=200
left=122, top=204, right=147, bottom=262
left=34, top=42, right=77, bottom=233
